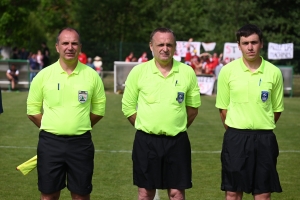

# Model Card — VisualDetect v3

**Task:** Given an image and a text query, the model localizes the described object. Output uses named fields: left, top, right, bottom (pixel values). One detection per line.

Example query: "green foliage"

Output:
left=1, top=0, right=300, bottom=72
left=0, top=0, right=40, bottom=46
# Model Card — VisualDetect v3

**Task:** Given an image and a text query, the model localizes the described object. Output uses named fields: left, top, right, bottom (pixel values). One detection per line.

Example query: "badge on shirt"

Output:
left=176, top=92, right=184, bottom=103
left=78, top=91, right=88, bottom=103
left=261, top=91, right=268, bottom=102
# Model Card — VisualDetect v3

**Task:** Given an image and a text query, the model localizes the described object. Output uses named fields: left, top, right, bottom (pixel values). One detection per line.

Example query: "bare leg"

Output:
left=6, top=74, right=14, bottom=89
left=225, top=191, right=243, bottom=200
left=11, top=80, right=15, bottom=89
left=254, top=193, right=271, bottom=200
left=138, top=188, right=156, bottom=200
left=40, top=191, right=60, bottom=200
left=168, top=189, right=185, bottom=200
left=71, top=192, right=90, bottom=200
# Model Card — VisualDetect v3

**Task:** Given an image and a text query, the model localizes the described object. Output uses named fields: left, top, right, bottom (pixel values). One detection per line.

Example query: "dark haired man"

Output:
left=216, top=24, right=284, bottom=200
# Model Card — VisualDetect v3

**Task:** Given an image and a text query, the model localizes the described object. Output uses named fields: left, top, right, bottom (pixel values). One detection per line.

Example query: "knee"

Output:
left=168, top=189, right=185, bottom=200
left=225, top=191, right=243, bottom=200
left=138, top=188, right=155, bottom=200
left=40, top=191, right=60, bottom=200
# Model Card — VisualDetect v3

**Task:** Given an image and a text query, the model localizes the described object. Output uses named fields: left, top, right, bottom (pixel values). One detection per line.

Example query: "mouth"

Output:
left=247, top=52, right=255, bottom=56
left=66, top=53, right=75, bottom=57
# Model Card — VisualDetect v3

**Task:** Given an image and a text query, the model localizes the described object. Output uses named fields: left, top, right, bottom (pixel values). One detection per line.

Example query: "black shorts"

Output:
left=37, top=130, right=95, bottom=195
left=132, top=130, right=192, bottom=190
left=221, top=127, right=282, bottom=194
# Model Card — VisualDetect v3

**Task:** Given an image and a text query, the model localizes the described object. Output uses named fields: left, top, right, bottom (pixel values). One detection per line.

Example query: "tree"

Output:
left=0, top=0, right=40, bottom=49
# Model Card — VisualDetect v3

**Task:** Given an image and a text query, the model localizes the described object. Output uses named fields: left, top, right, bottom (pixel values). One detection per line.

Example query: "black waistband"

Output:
left=228, top=127, right=273, bottom=133
left=40, top=130, right=91, bottom=138
left=137, top=130, right=186, bottom=137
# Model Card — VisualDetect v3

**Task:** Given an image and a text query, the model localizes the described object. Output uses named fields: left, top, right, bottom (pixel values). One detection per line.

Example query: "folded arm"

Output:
left=27, top=114, right=43, bottom=128
left=186, top=106, right=198, bottom=128
left=90, top=113, right=103, bottom=127
left=219, top=109, right=228, bottom=130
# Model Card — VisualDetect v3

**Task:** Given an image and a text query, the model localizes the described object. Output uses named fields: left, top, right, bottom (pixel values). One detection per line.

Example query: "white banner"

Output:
left=222, top=43, right=242, bottom=63
left=201, top=42, right=216, bottom=52
left=197, top=75, right=216, bottom=96
left=268, top=42, right=294, bottom=60
left=176, top=41, right=201, bottom=57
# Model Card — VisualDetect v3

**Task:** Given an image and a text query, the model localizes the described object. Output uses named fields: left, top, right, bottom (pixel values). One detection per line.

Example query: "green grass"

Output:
left=0, top=74, right=299, bottom=199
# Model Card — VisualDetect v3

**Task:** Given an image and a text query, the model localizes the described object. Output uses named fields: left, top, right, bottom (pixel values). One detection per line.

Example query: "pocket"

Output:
left=44, top=83, right=61, bottom=107
left=140, top=84, right=160, bottom=104
left=230, top=80, right=248, bottom=103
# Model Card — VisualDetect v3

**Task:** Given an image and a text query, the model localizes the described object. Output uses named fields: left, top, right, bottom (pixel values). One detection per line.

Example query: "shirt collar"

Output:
left=150, top=58, right=179, bottom=75
left=239, top=56, right=265, bottom=74
left=55, top=60, right=83, bottom=75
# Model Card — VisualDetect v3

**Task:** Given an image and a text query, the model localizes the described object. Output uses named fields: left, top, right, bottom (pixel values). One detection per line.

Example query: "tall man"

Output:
left=27, top=27, right=106, bottom=200
left=122, top=27, right=201, bottom=200
left=216, top=24, right=284, bottom=200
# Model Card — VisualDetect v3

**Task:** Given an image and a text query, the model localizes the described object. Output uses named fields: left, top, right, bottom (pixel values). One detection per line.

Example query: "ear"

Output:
left=55, top=43, right=59, bottom=53
left=237, top=41, right=241, bottom=50
left=149, top=42, right=153, bottom=52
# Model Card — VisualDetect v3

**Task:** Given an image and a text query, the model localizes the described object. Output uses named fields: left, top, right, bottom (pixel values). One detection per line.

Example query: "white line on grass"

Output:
left=0, top=146, right=300, bottom=153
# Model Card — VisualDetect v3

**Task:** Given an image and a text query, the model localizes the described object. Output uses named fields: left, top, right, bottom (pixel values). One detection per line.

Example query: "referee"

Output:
left=27, top=27, right=106, bottom=200
left=216, top=24, right=284, bottom=200
left=122, top=27, right=201, bottom=200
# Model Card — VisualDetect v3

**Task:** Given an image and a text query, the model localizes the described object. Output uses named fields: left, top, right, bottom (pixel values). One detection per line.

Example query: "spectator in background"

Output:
left=29, top=54, right=39, bottom=81
left=12, top=47, right=19, bottom=59
left=190, top=50, right=199, bottom=71
left=193, top=57, right=204, bottom=76
left=125, top=52, right=134, bottom=62
left=93, top=56, right=103, bottom=78
left=41, top=42, right=50, bottom=68
left=211, top=52, right=222, bottom=68
left=6, top=64, right=19, bottom=90
left=36, top=50, right=44, bottom=70
left=184, top=38, right=193, bottom=65
left=131, top=57, right=137, bottom=62
left=213, top=60, right=226, bottom=94
left=19, top=48, right=29, bottom=60
left=86, top=57, right=95, bottom=70
left=78, top=51, right=87, bottom=64
left=138, top=52, right=148, bottom=63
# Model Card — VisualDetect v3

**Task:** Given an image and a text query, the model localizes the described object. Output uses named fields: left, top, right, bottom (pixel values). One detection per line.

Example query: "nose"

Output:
left=67, top=43, right=73, bottom=50
left=162, top=45, right=168, bottom=52
left=248, top=43, right=253, bottom=50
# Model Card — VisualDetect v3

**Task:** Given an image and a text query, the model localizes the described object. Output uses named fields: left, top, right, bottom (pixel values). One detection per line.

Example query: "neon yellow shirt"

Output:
left=27, top=60, right=106, bottom=135
left=122, top=59, right=201, bottom=136
left=216, top=57, right=284, bottom=129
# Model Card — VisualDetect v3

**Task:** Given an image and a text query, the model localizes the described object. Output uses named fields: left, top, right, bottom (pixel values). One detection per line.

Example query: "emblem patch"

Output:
left=78, top=91, right=88, bottom=103
left=261, top=91, right=268, bottom=102
left=176, top=92, right=184, bottom=103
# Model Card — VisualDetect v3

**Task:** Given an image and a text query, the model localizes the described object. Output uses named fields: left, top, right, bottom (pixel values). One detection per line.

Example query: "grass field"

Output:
left=0, top=74, right=299, bottom=200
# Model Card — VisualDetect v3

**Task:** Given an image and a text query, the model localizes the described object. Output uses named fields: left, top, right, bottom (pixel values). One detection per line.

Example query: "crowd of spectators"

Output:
left=79, top=52, right=104, bottom=78
left=125, top=52, right=148, bottom=63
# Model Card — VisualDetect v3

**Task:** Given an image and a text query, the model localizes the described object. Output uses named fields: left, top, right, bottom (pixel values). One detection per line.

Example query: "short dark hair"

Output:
left=56, top=27, right=81, bottom=44
left=236, top=24, right=263, bottom=43
left=150, top=27, right=176, bottom=43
